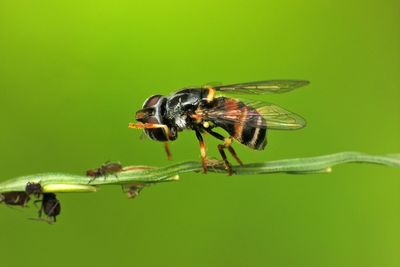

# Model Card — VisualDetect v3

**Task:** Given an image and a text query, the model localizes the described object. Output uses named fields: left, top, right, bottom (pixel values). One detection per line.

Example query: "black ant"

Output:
left=25, top=182, right=61, bottom=223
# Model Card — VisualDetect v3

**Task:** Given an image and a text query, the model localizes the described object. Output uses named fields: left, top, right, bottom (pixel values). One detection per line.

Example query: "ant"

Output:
left=86, top=161, right=123, bottom=182
left=25, top=182, right=61, bottom=223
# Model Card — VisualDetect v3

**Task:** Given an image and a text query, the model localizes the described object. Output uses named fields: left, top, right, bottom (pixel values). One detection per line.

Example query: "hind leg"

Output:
left=217, top=143, right=233, bottom=175
left=204, top=128, right=244, bottom=175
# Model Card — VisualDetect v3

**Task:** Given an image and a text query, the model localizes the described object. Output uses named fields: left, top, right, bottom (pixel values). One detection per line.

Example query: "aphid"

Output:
left=86, top=161, right=123, bottom=182
left=129, top=80, right=309, bottom=174
left=38, top=193, right=61, bottom=223
left=122, top=182, right=146, bottom=199
left=25, top=182, right=42, bottom=198
left=0, top=192, right=30, bottom=207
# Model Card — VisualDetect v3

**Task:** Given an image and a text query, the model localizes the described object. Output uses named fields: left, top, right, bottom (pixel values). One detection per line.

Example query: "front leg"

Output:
left=128, top=122, right=171, bottom=139
left=194, top=129, right=207, bottom=174
left=129, top=122, right=173, bottom=160
left=164, top=142, right=172, bottom=161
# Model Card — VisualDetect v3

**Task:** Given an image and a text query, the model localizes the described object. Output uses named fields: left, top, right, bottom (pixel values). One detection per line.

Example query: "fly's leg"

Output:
left=194, top=130, right=207, bottom=174
left=128, top=122, right=171, bottom=138
left=218, top=141, right=236, bottom=175
left=226, top=143, right=243, bottom=166
left=129, top=122, right=172, bottom=160
left=204, top=128, right=244, bottom=175
left=204, top=127, right=244, bottom=165
left=164, top=142, right=172, bottom=161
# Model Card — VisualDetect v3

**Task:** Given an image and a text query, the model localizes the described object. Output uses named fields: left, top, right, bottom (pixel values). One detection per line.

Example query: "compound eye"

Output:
left=136, top=107, right=154, bottom=122
left=143, top=95, right=163, bottom=108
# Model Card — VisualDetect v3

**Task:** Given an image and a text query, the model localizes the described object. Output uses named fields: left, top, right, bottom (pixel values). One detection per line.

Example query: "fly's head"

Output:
left=136, top=95, right=178, bottom=141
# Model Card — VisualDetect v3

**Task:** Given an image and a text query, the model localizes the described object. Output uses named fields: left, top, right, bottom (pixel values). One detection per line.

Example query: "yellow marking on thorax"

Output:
left=192, top=106, right=203, bottom=123
left=207, top=88, right=216, bottom=102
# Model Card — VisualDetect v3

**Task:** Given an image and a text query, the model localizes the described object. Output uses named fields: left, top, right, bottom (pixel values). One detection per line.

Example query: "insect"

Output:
left=0, top=192, right=31, bottom=207
left=86, top=161, right=123, bottom=182
left=129, top=80, right=309, bottom=175
left=24, top=183, right=61, bottom=223
left=122, top=182, right=146, bottom=199
left=38, top=193, right=61, bottom=223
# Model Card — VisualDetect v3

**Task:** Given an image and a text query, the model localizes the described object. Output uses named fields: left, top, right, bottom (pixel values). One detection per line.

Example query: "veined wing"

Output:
left=205, top=80, right=309, bottom=94
left=202, top=100, right=306, bottom=130
left=252, top=101, right=306, bottom=129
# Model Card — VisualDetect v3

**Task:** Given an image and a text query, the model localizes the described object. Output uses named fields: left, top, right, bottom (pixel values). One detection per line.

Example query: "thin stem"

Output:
left=0, top=152, right=399, bottom=193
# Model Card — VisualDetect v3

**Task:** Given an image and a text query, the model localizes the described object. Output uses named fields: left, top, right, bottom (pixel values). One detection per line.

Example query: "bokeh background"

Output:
left=0, top=1, right=399, bottom=266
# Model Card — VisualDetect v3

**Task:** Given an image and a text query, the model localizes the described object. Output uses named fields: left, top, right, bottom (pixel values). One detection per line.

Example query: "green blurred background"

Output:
left=0, top=0, right=399, bottom=266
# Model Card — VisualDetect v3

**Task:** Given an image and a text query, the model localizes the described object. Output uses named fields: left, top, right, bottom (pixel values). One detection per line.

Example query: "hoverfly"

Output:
left=129, top=80, right=309, bottom=174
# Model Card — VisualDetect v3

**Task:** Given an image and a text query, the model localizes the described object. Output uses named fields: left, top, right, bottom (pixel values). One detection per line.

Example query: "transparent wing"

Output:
left=208, top=80, right=309, bottom=94
left=202, top=81, right=223, bottom=87
left=204, top=100, right=306, bottom=130
left=250, top=101, right=306, bottom=130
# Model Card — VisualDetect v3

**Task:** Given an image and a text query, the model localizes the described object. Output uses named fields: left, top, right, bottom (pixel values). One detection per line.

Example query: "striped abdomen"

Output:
left=211, top=98, right=267, bottom=150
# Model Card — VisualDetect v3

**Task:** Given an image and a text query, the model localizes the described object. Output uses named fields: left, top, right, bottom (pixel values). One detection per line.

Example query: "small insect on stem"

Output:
left=122, top=182, right=146, bottom=199
left=86, top=161, right=123, bottom=183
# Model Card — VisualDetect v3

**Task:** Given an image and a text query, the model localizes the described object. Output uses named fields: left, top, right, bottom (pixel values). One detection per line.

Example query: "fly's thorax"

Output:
left=165, top=89, right=208, bottom=130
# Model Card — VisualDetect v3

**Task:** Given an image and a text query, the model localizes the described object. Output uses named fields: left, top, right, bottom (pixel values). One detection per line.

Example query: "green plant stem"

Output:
left=0, top=152, right=399, bottom=194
